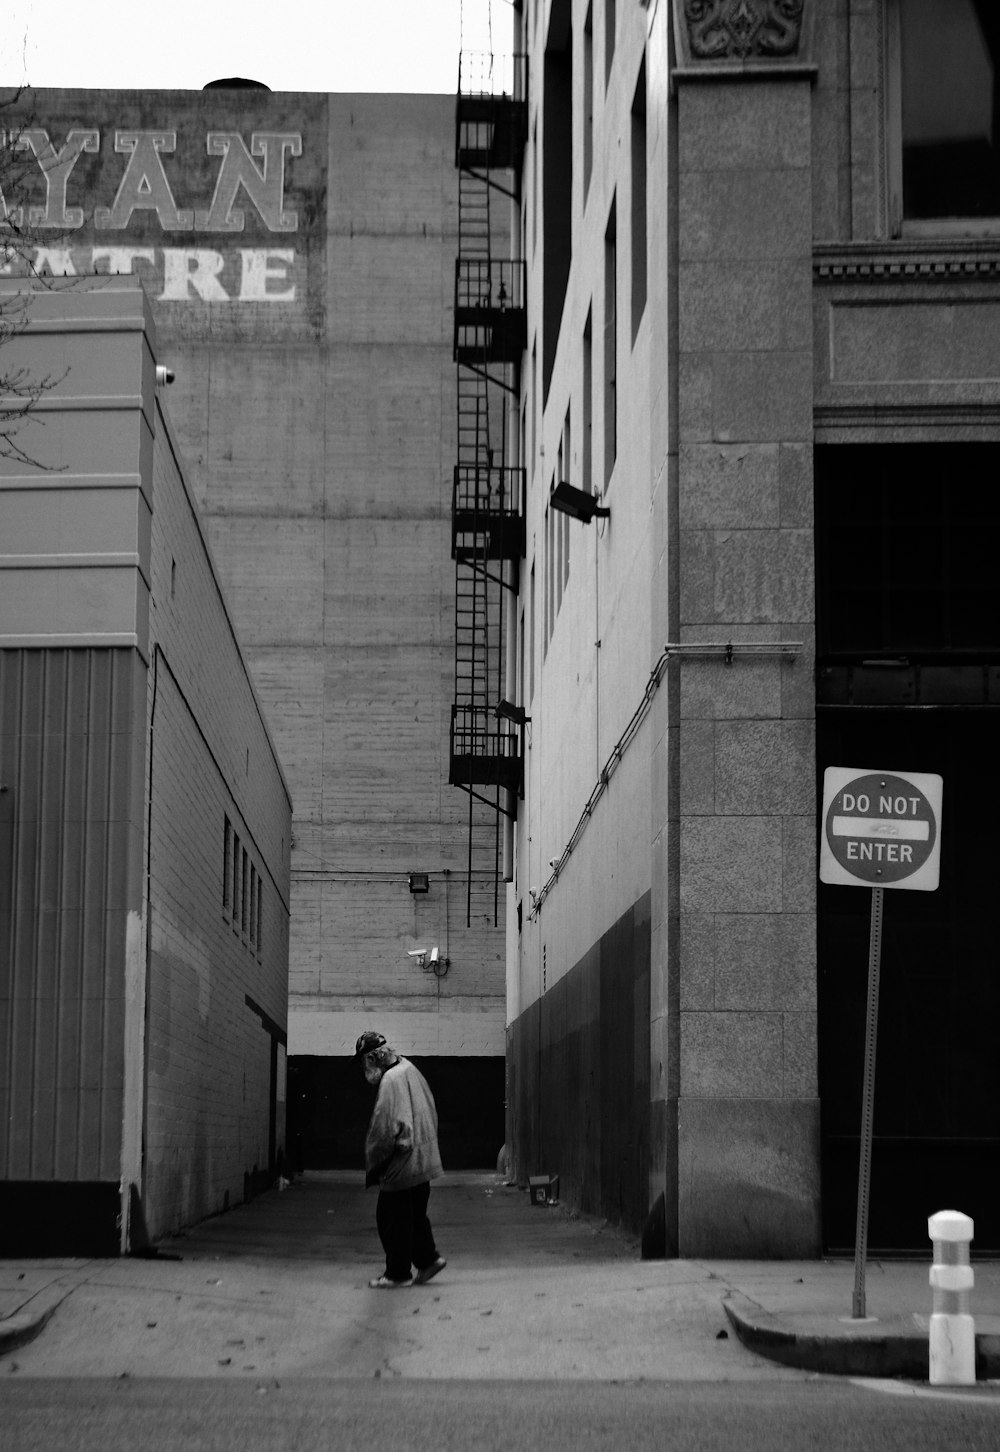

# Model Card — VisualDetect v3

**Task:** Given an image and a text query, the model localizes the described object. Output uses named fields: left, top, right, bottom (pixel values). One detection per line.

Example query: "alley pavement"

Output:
left=2, top=1171, right=998, bottom=1382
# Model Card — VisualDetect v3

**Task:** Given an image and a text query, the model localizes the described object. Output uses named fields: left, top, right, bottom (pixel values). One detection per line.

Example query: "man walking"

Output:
left=356, top=1030, right=447, bottom=1289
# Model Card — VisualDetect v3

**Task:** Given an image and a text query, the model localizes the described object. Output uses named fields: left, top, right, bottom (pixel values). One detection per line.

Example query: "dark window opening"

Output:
left=630, top=56, right=647, bottom=343
left=583, top=306, right=593, bottom=494
left=223, top=816, right=232, bottom=912
left=604, top=198, right=617, bottom=487
left=604, top=0, right=616, bottom=87
left=542, top=0, right=573, bottom=401
left=901, top=0, right=1000, bottom=220
left=816, top=443, right=1000, bottom=662
left=584, top=3, right=594, bottom=199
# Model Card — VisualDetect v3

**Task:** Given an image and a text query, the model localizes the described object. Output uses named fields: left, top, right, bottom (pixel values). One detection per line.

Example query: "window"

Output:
left=559, top=406, right=571, bottom=599
left=223, top=816, right=232, bottom=912
left=555, top=491, right=565, bottom=614
left=604, top=198, right=617, bottom=487
left=605, top=0, right=616, bottom=87
left=584, top=3, right=594, bottom=199
left=890, top=0, right=1000, bottom=232
left=816, top=443, right=1000, bottom=660
left=544, top=410, right=573, bottom=653
left=544, top=503, right=552, bottom=654
left=530, top=339, right=537, bottom=476
left=531, top=118, right=538, bottom=257
left=583, top=308, right=593, bottom=494
left=225, top=816, right=263, bottom=954
left=529, top=563, right=536, bottom=702
left=631, top=57, right=647, bottom=342
left=520, top=396, right=527, bottom=486
left=232, top=832, right=241, bottom=927
left=543, top=0, right=574, bottom=400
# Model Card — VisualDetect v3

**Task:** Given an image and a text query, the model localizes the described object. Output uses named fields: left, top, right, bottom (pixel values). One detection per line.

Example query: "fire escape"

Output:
left=450, top=51, right=528, bottom=923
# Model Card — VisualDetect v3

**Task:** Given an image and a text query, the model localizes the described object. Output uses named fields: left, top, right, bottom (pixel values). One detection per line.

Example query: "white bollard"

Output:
left=928, top=1209, right=976, bottom=1385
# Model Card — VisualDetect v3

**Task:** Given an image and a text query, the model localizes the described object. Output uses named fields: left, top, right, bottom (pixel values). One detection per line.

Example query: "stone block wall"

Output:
left=673, top=73, right=820, bottom=1256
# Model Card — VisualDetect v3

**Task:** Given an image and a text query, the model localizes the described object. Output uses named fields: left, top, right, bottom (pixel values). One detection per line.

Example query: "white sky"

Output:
left=3, top=0, right=513, bottom=95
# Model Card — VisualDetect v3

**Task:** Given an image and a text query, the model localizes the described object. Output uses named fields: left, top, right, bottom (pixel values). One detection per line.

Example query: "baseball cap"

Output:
left=355, top=1030, right=386, bottom=1058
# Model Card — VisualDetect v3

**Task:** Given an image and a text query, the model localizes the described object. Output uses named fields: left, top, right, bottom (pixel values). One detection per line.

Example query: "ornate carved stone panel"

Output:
left=673, top=0, right=815, bottom=75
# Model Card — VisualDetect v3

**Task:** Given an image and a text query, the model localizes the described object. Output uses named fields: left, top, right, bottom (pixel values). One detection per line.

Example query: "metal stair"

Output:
left=450, top=49, right=528, bottom=922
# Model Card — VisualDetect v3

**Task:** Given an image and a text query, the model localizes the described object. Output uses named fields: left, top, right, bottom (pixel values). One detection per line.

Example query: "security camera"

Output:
left=407, top=948, right=426, bottom=959
left=155, top=365, right=175, bottom=386
left=429, top=946, right=440, bottom=966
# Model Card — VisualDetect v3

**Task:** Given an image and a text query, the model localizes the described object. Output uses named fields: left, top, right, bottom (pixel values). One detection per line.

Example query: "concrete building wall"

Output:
left=0, top=280, right=291, bottom=1250
left=508, top=0, right=823, bottom=1251
left=509, top=0, right=1000, bottom=1256
left=510, top=0, right=664, bottom=1228
left=141, top=401, right=292, bottom=1238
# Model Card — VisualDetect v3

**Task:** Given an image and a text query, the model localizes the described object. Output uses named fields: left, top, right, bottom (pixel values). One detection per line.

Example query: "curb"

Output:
left=723, top=1293, right=1000, bottom=1380
left=0, top=1282, right=76, bottom=1355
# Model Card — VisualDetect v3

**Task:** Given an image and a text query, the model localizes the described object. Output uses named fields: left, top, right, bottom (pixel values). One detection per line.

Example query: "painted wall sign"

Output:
left=1, top=94, right=327, bottom=323
left=819, top=766, right=943, bottom=891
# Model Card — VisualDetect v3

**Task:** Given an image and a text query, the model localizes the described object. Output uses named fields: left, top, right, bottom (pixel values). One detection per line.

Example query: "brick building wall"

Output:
left=0, top=89, right=508, bottom=1163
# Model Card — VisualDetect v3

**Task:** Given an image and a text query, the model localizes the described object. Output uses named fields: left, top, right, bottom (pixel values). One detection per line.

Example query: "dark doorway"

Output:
left=286, top=1056, right=506, bottom=1173
left=816, top=444, right=1000, bottom=1254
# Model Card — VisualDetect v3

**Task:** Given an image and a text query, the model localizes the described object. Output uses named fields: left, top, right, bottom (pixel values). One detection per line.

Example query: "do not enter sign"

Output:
left=820, top=767, right=943, bottom=891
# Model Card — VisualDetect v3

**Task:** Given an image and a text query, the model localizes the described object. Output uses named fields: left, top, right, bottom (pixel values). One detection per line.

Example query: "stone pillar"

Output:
left=671, top=0, right=821, bottom=1256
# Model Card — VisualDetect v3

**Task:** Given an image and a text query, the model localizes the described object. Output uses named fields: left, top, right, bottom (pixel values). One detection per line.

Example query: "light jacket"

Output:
left=364, top=1058, right=444, bottom=1191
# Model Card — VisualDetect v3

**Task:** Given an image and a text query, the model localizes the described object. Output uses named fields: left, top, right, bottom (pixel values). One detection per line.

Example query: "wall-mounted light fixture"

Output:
left=408, top=873, right=429, bottom=894
left=550, top=481, right=610, bottom=524
left=495, top=699, right=530, bottom=726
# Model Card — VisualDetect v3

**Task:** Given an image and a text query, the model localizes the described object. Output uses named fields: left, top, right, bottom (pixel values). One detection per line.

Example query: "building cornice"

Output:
left=814, top=241, right=1000, bottom=283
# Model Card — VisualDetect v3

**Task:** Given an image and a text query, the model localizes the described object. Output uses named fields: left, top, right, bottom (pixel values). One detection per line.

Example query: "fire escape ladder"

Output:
left=451, top=51, right=528, bottom=924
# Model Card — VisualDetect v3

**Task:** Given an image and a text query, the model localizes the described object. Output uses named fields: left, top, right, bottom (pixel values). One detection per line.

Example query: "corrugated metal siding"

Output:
left=0, top=647, right=137, bottom=1181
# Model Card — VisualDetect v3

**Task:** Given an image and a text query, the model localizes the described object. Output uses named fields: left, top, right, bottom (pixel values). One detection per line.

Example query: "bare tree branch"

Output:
left=1, top=85, right=71, bottom=468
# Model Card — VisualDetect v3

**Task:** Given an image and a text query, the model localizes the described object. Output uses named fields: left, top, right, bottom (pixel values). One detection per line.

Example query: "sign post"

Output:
left=819, top=767, right=943, bottom=1320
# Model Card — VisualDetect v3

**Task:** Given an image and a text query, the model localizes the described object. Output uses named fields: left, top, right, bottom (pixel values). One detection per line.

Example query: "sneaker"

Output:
left=368, top=1274, right=413, bottom=1289
left=412, top=1257, right=446, bottom=1286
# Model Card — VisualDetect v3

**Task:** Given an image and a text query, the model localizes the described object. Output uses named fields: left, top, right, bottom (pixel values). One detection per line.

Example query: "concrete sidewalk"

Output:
left=1, top=1171, right=998, bottom=1381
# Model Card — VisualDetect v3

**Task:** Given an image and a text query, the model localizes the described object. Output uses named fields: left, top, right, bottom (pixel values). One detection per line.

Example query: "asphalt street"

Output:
left=2, top=1173, right=999, bottom=1449
left=4, top=1376, right=1000, bottom=1452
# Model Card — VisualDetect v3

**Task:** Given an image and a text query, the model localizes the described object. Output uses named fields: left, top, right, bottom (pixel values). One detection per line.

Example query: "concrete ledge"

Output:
left=723, top=1291, right=1000, bottom=1379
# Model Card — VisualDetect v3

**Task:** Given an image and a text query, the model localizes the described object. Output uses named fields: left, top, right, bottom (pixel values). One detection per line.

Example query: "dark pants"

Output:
left=376, top=1181, right=438, bottom=1282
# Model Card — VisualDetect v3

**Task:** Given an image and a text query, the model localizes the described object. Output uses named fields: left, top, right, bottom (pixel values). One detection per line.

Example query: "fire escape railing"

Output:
left=450, top=51, right=528, bottom=925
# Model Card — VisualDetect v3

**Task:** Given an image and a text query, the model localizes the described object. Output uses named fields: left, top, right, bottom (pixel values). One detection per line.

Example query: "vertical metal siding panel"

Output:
left=0, top=648, right=130, bottom=1185
left=0, top=651, right=14, bottom=1178
left=1, top=651, right=17, bottom=1178
left=80, top=649, right=109, bottom=1179
left=82, top=650, right=120, bottom=1181
left=57, top=653, right=89, bottom=1180
left=9, top=652, right=42, bottom=1178
left=106, top=651, right=134, bottom=917
left=99, top=651, right=134, bottom=1179
left=35, top=652, right=69, bottom=1177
